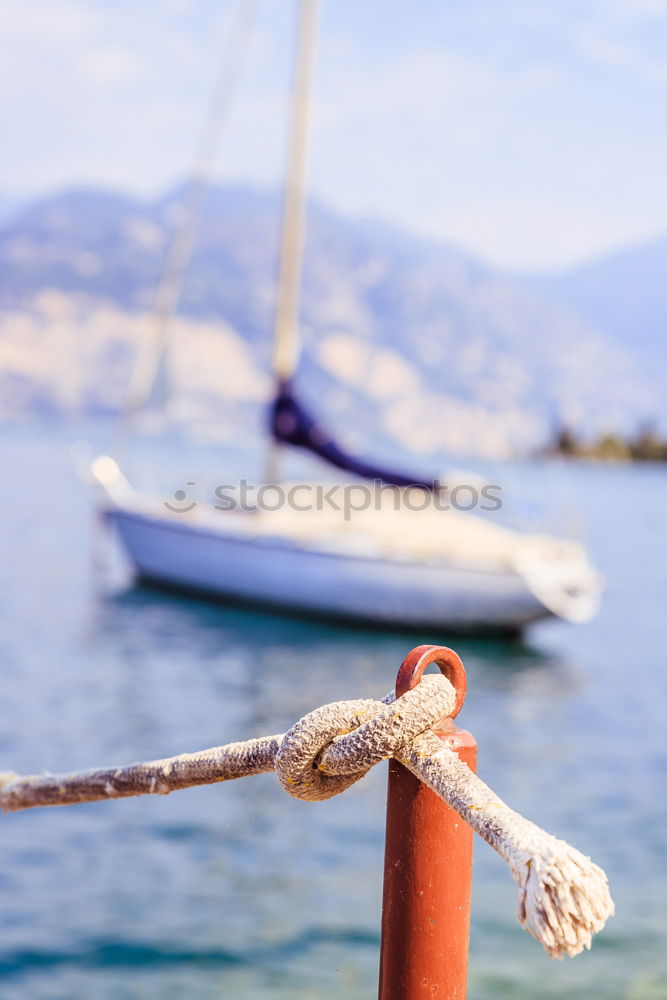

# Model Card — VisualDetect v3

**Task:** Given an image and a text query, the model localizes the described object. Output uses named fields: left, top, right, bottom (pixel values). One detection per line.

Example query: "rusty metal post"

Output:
left=378, top=645, right=477, bottom=1000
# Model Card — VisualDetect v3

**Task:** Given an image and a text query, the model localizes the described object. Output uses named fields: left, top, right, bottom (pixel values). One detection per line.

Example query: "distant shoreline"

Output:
left=541, top=427, right=667, bottom=464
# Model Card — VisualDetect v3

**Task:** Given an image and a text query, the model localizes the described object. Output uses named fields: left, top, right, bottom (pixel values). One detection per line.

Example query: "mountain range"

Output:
left=0, top=184, right=663, bottom=459
left=534, top=237, right=667, bottom=380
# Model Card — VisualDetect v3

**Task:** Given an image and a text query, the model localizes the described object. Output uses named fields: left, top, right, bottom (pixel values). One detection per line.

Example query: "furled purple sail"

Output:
left=269, top=381, right=437, bottom=490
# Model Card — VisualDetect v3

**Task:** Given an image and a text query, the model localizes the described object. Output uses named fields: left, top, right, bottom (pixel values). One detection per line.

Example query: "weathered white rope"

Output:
left=0, top=674, right=613, bottom=958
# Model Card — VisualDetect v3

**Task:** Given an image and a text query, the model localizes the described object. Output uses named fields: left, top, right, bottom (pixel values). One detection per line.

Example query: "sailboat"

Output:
left=91, top=0, right=603, bottom=633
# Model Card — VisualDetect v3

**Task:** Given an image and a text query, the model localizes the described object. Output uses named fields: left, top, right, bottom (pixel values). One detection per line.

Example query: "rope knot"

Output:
left=0, top=643, right=615, bottom=959
left=275, top=673, right=457, bottom=802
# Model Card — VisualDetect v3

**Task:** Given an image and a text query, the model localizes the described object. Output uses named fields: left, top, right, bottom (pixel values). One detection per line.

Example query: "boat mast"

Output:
left=265, top=0, right=320, bottom=484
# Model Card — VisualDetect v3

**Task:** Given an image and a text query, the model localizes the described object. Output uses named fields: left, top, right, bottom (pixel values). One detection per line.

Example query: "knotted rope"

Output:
left=0, top=673, right=613, bottom=959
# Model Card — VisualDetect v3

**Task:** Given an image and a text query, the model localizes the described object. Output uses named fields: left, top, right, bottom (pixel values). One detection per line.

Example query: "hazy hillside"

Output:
left=534, top=237, right=667, bottom=372
left=0, top=196, right=18, bottom=224
left=0, top=184, right=661, bottom=458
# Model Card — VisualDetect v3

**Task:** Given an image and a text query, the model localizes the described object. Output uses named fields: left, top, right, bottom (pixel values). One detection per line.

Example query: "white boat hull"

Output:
left=107, top=508, right=556, bottom=632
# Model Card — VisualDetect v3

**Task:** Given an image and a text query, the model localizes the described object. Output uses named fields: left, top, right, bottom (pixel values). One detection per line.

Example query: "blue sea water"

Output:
left=0, top=422, right=666, bottom=999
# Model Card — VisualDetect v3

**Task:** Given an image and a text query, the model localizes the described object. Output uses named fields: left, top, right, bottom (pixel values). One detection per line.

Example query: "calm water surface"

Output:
left=0, top=424, right=666, bottom=999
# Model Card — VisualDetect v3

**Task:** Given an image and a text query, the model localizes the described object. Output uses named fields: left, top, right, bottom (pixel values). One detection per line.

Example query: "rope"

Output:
left=0, top=674, right=613, bottom=959
left=114, top=0, right=261, bottom=450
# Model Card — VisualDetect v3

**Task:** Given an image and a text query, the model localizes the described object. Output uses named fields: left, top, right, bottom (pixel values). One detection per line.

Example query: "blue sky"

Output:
left=2, top=0, right=667, bottom=271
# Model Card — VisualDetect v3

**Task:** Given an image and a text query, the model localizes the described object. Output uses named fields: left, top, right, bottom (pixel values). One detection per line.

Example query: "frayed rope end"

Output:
left=511, top=837, right=614, bottom=959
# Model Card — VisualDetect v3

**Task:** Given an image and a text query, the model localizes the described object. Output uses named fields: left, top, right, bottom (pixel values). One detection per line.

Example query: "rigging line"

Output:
left=113, top=0, right=262, bottom=457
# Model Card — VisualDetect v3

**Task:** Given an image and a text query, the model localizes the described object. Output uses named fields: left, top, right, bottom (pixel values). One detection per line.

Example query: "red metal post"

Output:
left=378, top=645, right=477, bottom=1000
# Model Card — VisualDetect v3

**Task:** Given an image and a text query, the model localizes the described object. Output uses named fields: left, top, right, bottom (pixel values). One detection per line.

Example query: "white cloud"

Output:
left=78, top=47, right=147, bottom=86
left=612, top=0, right=667, bottom=18
left=570, top=24, right=667, bottom=81
left=0, top=0, right=96, bottom=39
